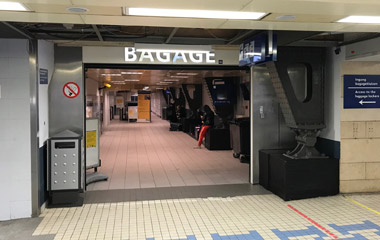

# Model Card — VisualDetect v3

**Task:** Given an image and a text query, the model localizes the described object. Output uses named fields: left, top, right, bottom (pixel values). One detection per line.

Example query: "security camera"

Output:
left=334, top=47, right=341, bottom=55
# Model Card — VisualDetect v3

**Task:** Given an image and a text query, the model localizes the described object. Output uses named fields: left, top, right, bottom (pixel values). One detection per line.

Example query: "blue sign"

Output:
left=344, top=75, right=380, bottom=109
left=39, top=68, right=48, bottom=84
left=239, top=31, right=277, bottom=67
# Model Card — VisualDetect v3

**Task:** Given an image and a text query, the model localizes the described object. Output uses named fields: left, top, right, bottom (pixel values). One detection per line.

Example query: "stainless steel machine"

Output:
left=48, top=130, right=84, bottom=207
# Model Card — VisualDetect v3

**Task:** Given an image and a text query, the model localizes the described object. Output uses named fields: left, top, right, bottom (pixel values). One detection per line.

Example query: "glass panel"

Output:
left=287, top=63, right=312, bottom=103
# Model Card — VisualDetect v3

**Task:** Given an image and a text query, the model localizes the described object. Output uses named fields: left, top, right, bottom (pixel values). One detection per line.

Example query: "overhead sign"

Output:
left=63, top=82, right=80, bottom=99
left=115, top=96, right=124, bottom=108
left=125, top=47, right=216, bottom=64
left=239, top=31, right=277, bottom=67
left=344, top=75, right=380, bottom=109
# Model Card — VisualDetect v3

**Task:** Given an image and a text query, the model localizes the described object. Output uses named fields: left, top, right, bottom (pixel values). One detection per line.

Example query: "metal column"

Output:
left=250, top=66, right=255, bottom=184
left=29, top=39, right=40, bottom=217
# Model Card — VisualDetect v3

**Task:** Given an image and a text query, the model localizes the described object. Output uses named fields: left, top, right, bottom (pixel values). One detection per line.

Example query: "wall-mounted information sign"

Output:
left=39, top=68, right=48, bottom=84
left=137, top=91, right=151, bottom=122
left=239, top=31, right=277, bottom=67
left=344, top=75, right=380, bottom=109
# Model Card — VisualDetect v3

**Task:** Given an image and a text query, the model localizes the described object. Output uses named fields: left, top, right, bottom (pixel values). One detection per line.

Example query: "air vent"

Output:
left=67, top=7, right=89, bottom=13
left=275, top=15, right=296, bottom=21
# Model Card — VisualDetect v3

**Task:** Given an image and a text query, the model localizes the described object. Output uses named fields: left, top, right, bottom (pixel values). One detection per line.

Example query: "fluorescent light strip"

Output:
left=337, top=16, right=380, bottom=24
left=0, top=1, right=28, bottom=11
left=102, top=73, right=121, bottom=76
left=121, top=72, right=143, bottom=75
left=165, top=79, right=179, bottom=82
left=177, top=73, right=198, bottom=76
left=128, top=8, right=266, bottom=20
left=136, top=49, right=210, bottom=54
left=170, top=76, right=188, bottom=79
left=124, top=79, right=140, bottom=82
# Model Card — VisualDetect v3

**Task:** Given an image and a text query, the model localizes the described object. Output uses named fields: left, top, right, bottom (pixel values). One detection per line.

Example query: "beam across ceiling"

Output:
left=165, top=27, right=178, bottom=44
left=92, top=24, right=104, bottom=41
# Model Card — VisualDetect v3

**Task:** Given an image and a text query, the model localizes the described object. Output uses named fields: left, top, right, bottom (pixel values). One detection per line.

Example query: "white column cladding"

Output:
left=319, top=47, right=344, bottom=141
left=0, top=39, right=32, bottom=220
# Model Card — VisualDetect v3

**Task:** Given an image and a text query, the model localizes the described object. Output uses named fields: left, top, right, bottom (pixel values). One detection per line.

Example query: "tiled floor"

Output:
left=87, top=115, right=249, bottom=191
left=29, top=192, right=380, bottom=240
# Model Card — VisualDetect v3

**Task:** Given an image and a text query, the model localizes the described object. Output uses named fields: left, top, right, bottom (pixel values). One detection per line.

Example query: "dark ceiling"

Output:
left=0, top=22, right=378, bottom=47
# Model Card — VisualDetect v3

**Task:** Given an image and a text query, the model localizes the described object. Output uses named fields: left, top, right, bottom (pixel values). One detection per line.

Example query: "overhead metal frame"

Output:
left=165, top=27, right=178, bottom=44
left=92, top=25, right=104, bottom=41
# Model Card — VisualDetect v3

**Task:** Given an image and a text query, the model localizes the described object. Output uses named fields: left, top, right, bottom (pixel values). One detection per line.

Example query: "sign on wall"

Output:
left=344, top=75, right=380, bottom=109
left=137, top=92, right=151, bottom=122
left=63, top=82, right=80, bottom=99
left=115, top=96, right=124, bottom=108
left=39, top=68, right=48, bottom=84
left=239, top=31, right=277, bottom=67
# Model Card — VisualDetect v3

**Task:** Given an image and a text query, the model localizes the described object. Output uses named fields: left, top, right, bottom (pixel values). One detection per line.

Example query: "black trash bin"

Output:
left=229, top=117, right=250, bottom=162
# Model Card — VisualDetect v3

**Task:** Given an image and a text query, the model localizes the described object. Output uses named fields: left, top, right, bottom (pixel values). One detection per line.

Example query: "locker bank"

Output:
left=1, top=1, right=380, bottom=239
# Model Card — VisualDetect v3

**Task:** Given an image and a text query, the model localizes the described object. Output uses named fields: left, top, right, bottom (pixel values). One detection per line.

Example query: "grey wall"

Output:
left=151, top=91, right=167, bottom=117
left=251, top=66, right=295, bottom=183
left=0, top=39, right=32, bottom=220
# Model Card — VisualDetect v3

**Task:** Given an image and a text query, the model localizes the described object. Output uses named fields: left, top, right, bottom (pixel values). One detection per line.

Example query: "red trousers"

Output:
left=198, top=125, right=211, bottom=146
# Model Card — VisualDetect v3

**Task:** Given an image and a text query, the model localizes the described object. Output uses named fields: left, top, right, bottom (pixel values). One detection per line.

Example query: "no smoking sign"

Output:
left=63, top=82, right=80, bottom=99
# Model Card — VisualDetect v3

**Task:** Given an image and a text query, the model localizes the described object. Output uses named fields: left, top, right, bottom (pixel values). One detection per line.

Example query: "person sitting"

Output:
left=175, top=105, right=186, bottom=122
left=194, top=105, right=214, bottom=149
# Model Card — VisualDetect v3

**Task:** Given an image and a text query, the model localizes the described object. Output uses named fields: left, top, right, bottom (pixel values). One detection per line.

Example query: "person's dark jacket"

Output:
left=202, top=105, right=214, bottom=126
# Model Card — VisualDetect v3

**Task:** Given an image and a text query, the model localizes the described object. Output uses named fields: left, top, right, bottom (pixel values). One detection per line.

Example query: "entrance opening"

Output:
left=84, top=66, right=250, bottom=192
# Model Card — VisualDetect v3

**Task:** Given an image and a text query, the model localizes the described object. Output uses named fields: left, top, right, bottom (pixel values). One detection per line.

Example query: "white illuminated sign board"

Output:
left=125, top=47, right=216, bottom=64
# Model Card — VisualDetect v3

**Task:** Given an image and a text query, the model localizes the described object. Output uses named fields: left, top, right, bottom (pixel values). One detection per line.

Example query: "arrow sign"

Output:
left=359, top=100, right=376, bottom=105
left=344, top=75, right=380, bottom=109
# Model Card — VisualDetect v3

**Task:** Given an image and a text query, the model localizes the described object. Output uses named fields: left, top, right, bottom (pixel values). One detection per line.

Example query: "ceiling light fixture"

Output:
left=127, top=8, right=266, bottom=20
left=275, top=15, right=296, bottom=21
left=176, top=73, right=198, bottom=76
left=136, top=49, right=210, bottom=54
left=67, top=7, right=89, bottom=13
left=0, top=1, right=28, bottom=11
left=165, top=79, right=179, bottom=82
left=124, top=79, right=140, bottom=82
left=101, top=73, right=121, bottom=76
left=170, top=76, right=188, bottom=79
left=121, top=72, right=143, bottom=75
left=337, top=16, right=380, bottom=24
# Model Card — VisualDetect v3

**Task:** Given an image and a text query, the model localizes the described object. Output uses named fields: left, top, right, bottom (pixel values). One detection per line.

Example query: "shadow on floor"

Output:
left=0, top=217, right=55, bottom=240
left=84, top=183, right=271, bottom=204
